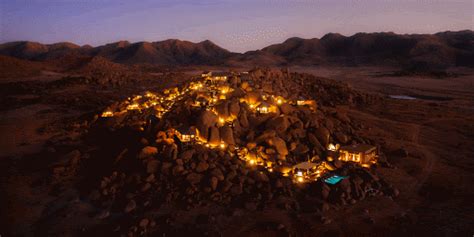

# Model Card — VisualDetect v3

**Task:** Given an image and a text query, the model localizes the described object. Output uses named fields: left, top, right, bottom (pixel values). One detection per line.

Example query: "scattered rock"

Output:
left=186, top=173, right=203, bottom=185
left=139, top=218, right=149, bottom=228
left=146, top=159, right=159, bottom=173
left=196, top=161, right=209, bottom=173
left=125, top=200, right=136, bottom=213
left=139, top=146, right=158, bottom=159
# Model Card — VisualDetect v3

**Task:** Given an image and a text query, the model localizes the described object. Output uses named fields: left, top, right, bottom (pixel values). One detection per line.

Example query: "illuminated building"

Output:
left=338, top=144, right=378, bottom=167
left=173, top=126, right=198, bottom=143
left=256, top=102, right=276, bottom=114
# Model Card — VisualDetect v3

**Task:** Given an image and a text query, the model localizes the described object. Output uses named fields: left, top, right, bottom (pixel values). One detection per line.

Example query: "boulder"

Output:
left=230, top=185, right=243, bottom=196
left=322, top=184, right=331, bottom=200
left=279, top=103, right=294, bottom=115
left=215, top=102, right=230, bottom=118
left=339, top=178, right=351, bottom=195
left=315, top=127, right=330, bottom=146
left=220, top=126, right=235, bottom=145
left=325, top=119, right=335, bottom=131
left=266, top=116, right=289, bottom=133
left=180, top=149, right=195, bottom=160
left=293, top=144, right=309, bottom=155
left=229, top=100, right=240, bottom=117
left=335, top=132, right=349, bottom=144
left=161, top=162, right=173, bottom=173
left=269, top=137, right=288, bottom=157
left=163, top=144, right=178, bottom=160
left=255, top=130, right=276, bottom=143
left=244, top=92, right=260, bottom=104
left=124, top=200, right=136, bottom=213
left=222, top=180, right=233, bottom=192
left=198, top=110, right=218, bottom=127
left=208, top=126, right=221, bottom=145
left=138, top=146, right=158, bottom=159
left=186, top=173, right=203, bottom=185
left=146, top=159, right=159, bottom=173
left=333, top=160, right=343, bottom=169
left=210, top=168, right=225, bottom=181
left=249, top=114, right=272, bottom=128
left=255, top=172, right=270, bottom=182
left=139, top=218, right=149, bottom=228
left=197, top=110, right=218, bottom=138
left=210, top=176, right=218, bottom=191
left=172, top=165, right=184, bottom=175
left=239, top=111, right=249, bottom=128
left=196, top=161, right=209, bottom=173
left=308, top=133, right=323, bottom=149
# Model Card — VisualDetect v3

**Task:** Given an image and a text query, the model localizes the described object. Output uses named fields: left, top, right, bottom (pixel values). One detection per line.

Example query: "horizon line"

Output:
left=1, top=29, right=472, bottom=54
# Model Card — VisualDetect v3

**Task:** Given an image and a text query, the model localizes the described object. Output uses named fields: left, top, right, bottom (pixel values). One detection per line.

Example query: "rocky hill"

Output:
left=0, top=39, right=233, bottom=66
left=37, top=69, right=392, bottom=235
left=258, top=31, right=474, bottom=68
left=0, top=30, right=472, bottom=69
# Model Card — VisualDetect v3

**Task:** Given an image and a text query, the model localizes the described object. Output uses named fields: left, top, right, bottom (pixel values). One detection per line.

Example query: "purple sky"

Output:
left=0, top=0, right=472, bottom=52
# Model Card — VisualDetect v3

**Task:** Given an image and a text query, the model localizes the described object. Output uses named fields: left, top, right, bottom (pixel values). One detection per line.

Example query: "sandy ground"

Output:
left=1, top=66, right=473, bottom=236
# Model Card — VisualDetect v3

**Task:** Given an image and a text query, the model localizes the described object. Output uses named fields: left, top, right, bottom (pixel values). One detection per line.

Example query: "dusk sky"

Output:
left=1, top=0, right=472, bottom=52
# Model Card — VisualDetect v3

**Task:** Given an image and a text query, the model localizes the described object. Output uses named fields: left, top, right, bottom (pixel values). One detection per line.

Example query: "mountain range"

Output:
left=1, top=30, right=473, bottom=69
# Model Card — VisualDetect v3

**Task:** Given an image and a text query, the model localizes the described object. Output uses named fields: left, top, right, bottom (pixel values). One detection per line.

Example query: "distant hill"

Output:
left=257, top=31, right=474, bottom=69
left=0, top=55, right=46, bottom=78
left=0, top=30, right=472, bottom=69
left=0, top=39, right=233, bottom=66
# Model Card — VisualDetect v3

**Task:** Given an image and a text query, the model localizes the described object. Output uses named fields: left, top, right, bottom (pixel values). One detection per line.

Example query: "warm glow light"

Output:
left=127, top=103, right=139, bottom=110
left=101, top=111, right=114, bottom=117
left=327, top=143, right=337, bottom=151
left=98, top=74, right=376, bottom=185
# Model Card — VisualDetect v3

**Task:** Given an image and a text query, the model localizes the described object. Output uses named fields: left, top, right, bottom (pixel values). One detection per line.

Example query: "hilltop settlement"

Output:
left=42, top=68, right=399, bottom=236
left=99, top=70, right=379, bottom=184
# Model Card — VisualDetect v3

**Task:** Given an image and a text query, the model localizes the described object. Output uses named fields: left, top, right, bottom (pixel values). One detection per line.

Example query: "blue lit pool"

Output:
left=324, top=175, right=348, bottom=185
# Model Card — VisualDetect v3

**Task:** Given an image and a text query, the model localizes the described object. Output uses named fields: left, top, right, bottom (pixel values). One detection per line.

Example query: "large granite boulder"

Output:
left=220, top=126, right=235, bottom=145
left=229, top=100, right=240, bottom=117
left=239, top=111, right=249, bottom=128
left=279, top=103, right=295, bottom=115
left=266, top=116, right=289, bottom=133
left=209, top=126, right=221, bottom=145
left=215, top=102, right=230, bottom=119
left=315, top=126, right=330, bottom=146
left=269, top=137, right=288, bottom=157
left=197, top=110, right=218, bottom=139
